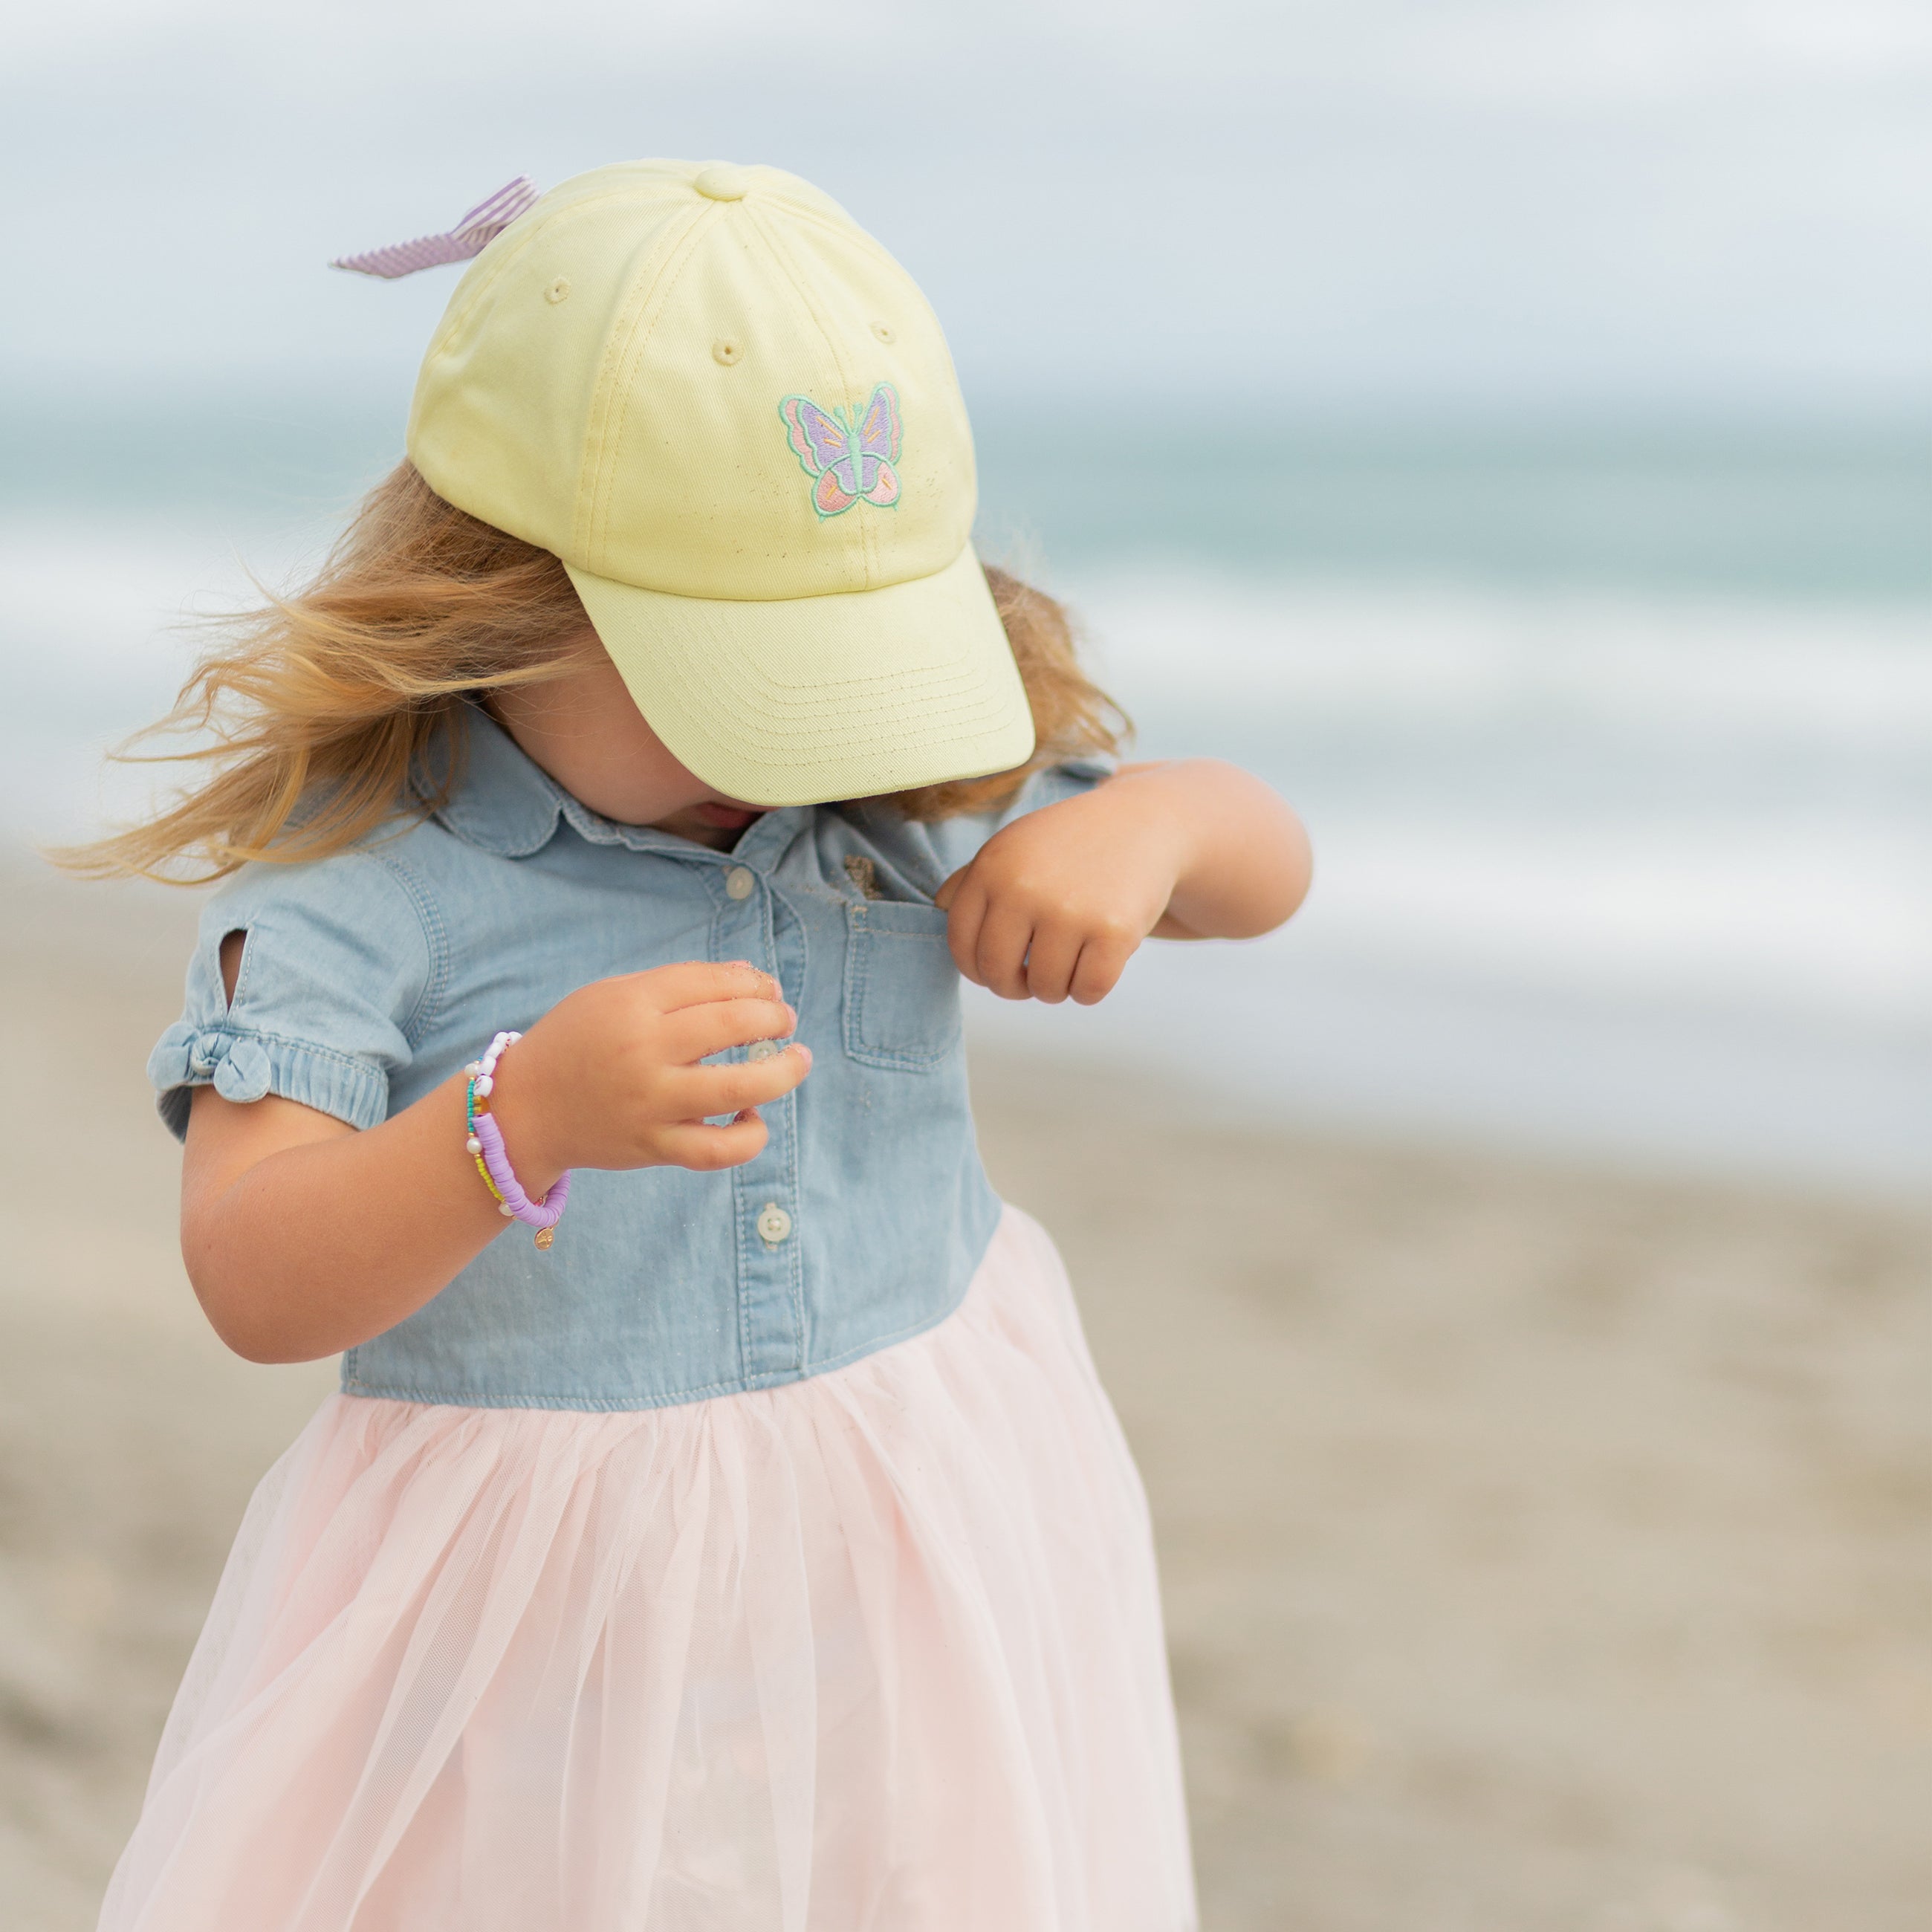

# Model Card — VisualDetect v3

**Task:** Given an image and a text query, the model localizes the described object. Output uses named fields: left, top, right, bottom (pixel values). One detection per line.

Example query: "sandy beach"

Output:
left=3, top=864, right=1927, bottom=1932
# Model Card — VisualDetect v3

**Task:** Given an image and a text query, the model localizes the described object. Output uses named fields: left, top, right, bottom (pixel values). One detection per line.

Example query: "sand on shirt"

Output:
left=1, top=865, right=1927, bottom=1932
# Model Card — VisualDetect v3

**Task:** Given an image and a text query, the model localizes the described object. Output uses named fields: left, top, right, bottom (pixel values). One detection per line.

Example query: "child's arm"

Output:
left=933, top=759, right=1311, bottom=1005
left=181, top=960, right=808, bottom=1364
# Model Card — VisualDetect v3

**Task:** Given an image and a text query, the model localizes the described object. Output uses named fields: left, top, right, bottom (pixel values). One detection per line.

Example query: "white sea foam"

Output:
left=1072, top=571, right=1932, bottom=746
left=1066, top=569, right=1932, bottom=1027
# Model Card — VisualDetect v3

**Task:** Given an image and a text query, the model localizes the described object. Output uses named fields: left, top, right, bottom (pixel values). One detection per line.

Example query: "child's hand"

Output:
left=178, top=960, right=806, bottom=1364
left=490, top=961, right=808, bottom=1178
left=933, top=762, right=1312, bottom=1005
left=933, top=781, right=1187, bottom=1005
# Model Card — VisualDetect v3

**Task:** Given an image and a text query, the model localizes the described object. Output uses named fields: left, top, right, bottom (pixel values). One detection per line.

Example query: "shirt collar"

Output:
left=430, top=707, right=571, bottom=858
left=429, top=706, right=809, bottom=866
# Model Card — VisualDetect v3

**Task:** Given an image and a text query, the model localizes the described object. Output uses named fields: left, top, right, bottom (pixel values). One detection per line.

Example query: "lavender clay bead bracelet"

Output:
left=464, top=1031, right=571, bottom=1251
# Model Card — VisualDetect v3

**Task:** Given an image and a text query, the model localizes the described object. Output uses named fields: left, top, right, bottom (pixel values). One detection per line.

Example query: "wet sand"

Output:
left=4, top=868, right=1928, bottom=1931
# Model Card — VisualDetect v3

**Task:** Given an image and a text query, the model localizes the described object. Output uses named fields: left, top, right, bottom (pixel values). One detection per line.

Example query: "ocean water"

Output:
left=967, top=571, right=1931, bottom=1193
left=4, top=392, right=1926, bottom=1192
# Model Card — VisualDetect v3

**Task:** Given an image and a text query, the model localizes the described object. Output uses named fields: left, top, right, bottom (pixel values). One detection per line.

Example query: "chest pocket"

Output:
left=843, top=901, right=962, bottom=1069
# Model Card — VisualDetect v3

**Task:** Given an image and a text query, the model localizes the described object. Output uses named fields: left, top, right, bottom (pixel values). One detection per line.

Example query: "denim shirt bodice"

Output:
left=150, top=713, right=1103, bottom=1412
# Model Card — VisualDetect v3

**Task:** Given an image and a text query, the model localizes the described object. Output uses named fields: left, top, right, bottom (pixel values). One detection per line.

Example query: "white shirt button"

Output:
left=756, top=1202, right=792, bottom=1245
left=747, top=1039, right=779, bottom=1060
left=724, top=866, right=756, bottom=900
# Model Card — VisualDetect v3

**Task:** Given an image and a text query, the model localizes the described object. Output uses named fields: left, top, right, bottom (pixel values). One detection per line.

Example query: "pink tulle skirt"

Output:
left=100, top=1208, right=1196, bottom=1931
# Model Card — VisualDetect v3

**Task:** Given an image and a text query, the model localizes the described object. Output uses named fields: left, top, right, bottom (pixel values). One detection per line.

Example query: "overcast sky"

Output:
left=6, top=0, right=1929, bottom=413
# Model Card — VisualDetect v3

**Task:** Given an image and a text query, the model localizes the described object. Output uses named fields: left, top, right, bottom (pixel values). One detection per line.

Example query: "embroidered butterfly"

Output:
left=779, top=383, right=904, bottom=518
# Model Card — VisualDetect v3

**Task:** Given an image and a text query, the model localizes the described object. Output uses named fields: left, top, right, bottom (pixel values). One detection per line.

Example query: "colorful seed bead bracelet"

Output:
left=464, top=1031, right=571, bottom=1250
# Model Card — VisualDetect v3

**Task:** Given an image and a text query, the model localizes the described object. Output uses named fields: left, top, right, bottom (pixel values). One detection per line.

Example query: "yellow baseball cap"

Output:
left=406, top=159, right=1035, bottom=807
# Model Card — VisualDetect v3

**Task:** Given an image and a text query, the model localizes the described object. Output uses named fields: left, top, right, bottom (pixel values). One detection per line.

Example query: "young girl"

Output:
left=78, top=161, right=1310, bottom=1931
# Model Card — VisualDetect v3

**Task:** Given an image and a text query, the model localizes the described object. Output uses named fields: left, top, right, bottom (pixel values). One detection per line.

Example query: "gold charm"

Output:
left=534, top=1226, right=555, bottom=1251
left=843, top=852, right=882, bottom=901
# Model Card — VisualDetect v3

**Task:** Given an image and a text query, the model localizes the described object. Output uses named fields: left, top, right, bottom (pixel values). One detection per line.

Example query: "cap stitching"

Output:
left=744, top=200, right=879, bottom=586
left=622, top=571, right=1028, bottom=710
left=580, top=201, right=714, bottom=572
left=412, top=179, right=670, bottom=456
left=634, top=634, right=1034, bottom=795
left=748, top=195, right=956, bottom=511
left=617, top=568, right=1029, bottom=770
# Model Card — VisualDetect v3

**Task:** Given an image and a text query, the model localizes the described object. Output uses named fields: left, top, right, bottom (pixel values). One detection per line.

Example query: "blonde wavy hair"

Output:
left=58, top=461, right=1128, bottom=884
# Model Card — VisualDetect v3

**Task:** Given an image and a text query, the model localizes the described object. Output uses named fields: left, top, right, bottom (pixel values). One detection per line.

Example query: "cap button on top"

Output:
left=694, top=166, right=752, bottom=202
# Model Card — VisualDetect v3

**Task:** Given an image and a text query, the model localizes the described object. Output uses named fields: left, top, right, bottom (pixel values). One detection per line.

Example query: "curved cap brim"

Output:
left=565, top=544, right=1037, bottom=808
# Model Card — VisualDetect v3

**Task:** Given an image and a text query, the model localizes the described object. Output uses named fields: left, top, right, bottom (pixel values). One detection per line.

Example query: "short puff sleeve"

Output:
left=148, top=853, right=438, bottom=1141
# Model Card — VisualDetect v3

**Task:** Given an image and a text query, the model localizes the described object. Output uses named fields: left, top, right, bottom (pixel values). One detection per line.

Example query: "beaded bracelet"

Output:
left=464, top=1031, right=571, bottom=1251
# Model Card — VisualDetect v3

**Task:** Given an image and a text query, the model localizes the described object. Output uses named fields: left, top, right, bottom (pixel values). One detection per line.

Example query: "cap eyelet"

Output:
left=712, top=337, right=743, bottom=366
left=544, top=277, right=571, bottom=305
left=871, top=320, right=895, bottom=344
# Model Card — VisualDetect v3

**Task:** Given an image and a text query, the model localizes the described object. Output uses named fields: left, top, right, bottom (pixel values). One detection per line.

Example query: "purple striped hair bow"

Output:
left=331, top=177, right=540, bottom=279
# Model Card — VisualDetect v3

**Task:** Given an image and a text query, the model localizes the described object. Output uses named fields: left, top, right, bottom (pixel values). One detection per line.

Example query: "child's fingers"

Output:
left=656, top=1110, right=770, bottom=1173
left=642, top=960, right=782, bottom=1011
left=672, top=1044, right=812, bottom=1118
left=664, top=997, right=796, bottom=1063
left=1069, top=935, right=1134, bottom=1005
left=973, top=902, right=1037, bottom=1001
left=942, top=880, right=989, bottom=985
left=1020, top=924, right=1083, bottom=1004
